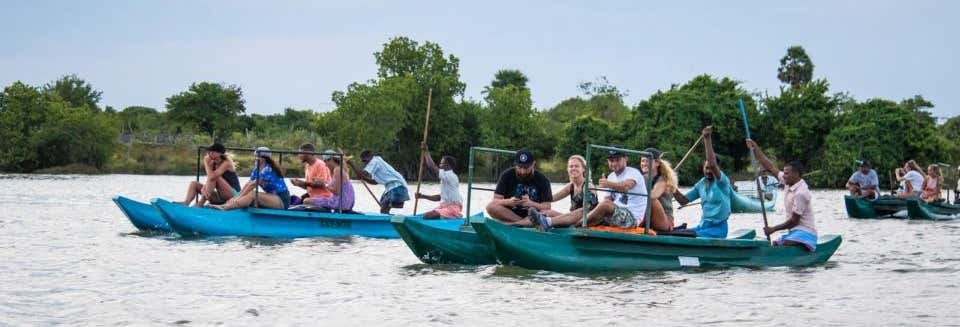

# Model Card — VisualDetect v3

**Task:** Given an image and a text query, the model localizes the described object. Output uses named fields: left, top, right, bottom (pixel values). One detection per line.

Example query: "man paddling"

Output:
left=746, top=139, right=818, bottom=252
left=357, top=150, right=410, bottom=214
left=847, top=161, right=879, bottom=200
left=414, top=142, right=464, bottom=219
left=673, top=126, right=732, bottom=238
left=485, top=149, right=553, bottom=225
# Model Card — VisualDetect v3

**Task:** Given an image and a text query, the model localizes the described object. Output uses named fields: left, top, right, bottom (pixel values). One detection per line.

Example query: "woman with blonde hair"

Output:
left=921, top=164, right=943, bottom=203
left=541, top=155, right=598, bottom=217
left=640, top=148, right=678, bottom=232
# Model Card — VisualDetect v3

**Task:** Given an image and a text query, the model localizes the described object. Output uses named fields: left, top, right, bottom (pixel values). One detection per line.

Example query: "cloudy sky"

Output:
left=2, top=1, right=956, bottom=118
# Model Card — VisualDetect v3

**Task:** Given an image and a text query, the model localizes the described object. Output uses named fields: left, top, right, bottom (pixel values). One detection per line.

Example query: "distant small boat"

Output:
left=112, top=195, right=172, bottom=232
left=730, top=188, right=777, bottom=213
left=470, top=217, right=842, bottom=272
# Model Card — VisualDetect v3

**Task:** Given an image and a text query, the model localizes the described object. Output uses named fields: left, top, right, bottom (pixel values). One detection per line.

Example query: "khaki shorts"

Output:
left=604, top=206, right=638, bottom=228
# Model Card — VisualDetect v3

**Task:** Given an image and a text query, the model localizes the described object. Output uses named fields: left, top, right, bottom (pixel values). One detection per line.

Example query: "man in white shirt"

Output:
left=529, top=148, right=647, bottom=231
left=414, top=143, right=463, bottom=219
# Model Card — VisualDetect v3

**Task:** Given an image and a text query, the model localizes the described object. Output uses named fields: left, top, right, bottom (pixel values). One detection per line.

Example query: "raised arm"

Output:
left=745, top=139, right=780, bottom=177
left=703, top=126, right=721, bottom=178
left=420, top=142, right=440, bottom=176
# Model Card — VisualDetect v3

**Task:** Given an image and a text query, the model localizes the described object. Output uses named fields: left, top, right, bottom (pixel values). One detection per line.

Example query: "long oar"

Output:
left=412, top=89, right=433, bottom=215
left=738, top=99, right=771, bottom=240
left=339, top=149, right=380, bottom=204
left=674, top=133, right=704, bottom=171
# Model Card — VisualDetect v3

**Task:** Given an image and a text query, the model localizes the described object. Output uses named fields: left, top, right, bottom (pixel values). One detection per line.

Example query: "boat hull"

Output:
left=730, top=189, right=776, bottom=213
left=843, top=195, right=906, bottom=219
left=113, top=196, right=172, bottom=232
left=906, top=200, right=960, bottom=220
left=153, top=198, right=401, bottom=238
left=391, top=214, right=495, bottom=265
left=471, top=217, right=841, bottom=272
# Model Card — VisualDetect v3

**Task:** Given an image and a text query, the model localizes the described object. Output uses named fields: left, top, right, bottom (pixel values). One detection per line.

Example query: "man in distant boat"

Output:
left=486, top=149, right=553, bottom=225
left=357, top=150, right=410, bottom=214
left=746, top=139, right=818, bottom=252
left=673, top=126, right=732, bottom=238
left=290, top=143, right=333, bottom=204
left=414, top=142, right=464, bottom=219
left=847, top=161, right=879, bottom=200
left=527, top=147, right=647, bottom=232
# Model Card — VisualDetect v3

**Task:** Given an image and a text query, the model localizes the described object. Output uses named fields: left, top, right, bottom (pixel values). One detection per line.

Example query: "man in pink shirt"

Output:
left=746, top=139, right=818, bottom=251
left=291, top=143, right=333, bottom=201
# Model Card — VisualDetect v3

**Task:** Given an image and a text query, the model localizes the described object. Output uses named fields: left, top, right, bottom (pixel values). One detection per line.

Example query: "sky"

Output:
left=1, top=1, right=957, bottom=118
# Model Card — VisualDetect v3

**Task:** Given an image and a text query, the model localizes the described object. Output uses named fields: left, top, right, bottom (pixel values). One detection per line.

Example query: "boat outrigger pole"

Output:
left=738, top=99, right=771, bottom=240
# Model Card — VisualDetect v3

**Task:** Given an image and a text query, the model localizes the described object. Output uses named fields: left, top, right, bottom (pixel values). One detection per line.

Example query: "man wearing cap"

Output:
left=527, top=147, right=647, bottom=231
left=357, top=150, right=410, bottom=214
left=290, top=143, right=333, bottom=203
left=486, top=149, right=553, bottom=224
left=673, top=126, right=732, bottom=238
left=847, top=161, right=879, bottom=200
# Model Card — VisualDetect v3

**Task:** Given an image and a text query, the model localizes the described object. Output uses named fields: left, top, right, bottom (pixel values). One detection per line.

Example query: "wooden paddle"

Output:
left=412, top=89, right=433, bottom=215
left=338, top=148, right=380, bottom=204
left=738, top=99, right=771, bottom=240
left=674, top=133, right=704, bottom=172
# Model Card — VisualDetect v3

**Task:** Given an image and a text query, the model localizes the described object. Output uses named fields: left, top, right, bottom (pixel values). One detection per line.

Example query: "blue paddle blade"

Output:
left=737, top=99, right=751, bottom=140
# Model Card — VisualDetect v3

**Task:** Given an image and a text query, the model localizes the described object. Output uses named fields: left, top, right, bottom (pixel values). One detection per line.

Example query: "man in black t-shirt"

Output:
left=485, top=149, right=553, bottom=226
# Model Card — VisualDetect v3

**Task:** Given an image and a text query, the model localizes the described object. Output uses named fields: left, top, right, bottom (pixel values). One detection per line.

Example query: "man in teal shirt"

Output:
left=674, top=126, right=731, bottom=238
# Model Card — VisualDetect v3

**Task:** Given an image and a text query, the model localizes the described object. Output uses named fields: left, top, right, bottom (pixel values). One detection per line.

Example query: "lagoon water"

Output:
left=0, top=174, right=958, bottom=326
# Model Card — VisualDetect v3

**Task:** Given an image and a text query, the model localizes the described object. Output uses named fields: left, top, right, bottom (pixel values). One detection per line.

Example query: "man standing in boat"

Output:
left=847, top=161, right=879, bottom=200
left=673, top=126, right=732, bottom=238
left=527, top=147, right=648, bottom=231
left=486, top=149, right=553, bottom=225
left=746, top=139, right=818, bottom=251
left=357, top=150, right=410, bottom=214
left=291, top=143, right=333, bottom=204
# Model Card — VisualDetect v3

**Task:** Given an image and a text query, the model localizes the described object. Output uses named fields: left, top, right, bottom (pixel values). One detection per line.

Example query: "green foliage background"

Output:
left=0, top=40, right=955, bottom=190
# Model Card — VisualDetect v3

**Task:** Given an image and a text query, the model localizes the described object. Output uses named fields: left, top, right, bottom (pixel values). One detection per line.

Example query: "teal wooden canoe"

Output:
left=730, top=188, right=776, bottom=213
left=843, top=195, right=908, bottom=219
left=391, top=214, right=495, bottom=265
left=393, top=214, right=758, bottom=265
left=905, top=199, right=960, bottom=220
left=112, top=195, right=172, bottom=232
left=470, top=217, right=842, bottom=272
left=152, top=198, right=461, bottom=239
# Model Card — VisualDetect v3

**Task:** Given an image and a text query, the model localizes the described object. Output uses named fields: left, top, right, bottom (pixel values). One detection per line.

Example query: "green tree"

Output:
left=0, top=82, right=50, bottom=170
left=777, top=46, right=814, bottom=88
left=622, top=75, right=758, bottom=184
left=117, top=106, right=162, bottom=134
left=165, top=82, right=246, bottom=139
left=556, top=115, right=613, bottom=172
left=546, top=77, right=630, bottom=125
left=761, top=79, right=839, bottom=168
left=489, top=69, right=529, bottom=90
left=42, top=74, right=103, bottom=111
left=322, top=76, right=417, bottom=154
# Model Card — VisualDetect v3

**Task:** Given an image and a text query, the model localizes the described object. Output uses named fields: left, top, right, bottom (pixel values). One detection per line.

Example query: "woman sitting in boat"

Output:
left=211, top=147, right=290, bottom=210
left=920, top=164, right=943, bottom=203
left=896, top=160, right=925, bottom=199
left=180, top=143, right=242, bottom=207
left=305, top=150, right=356, bottom=211
left=540, top=155, right=597, bottom=217
left=639, top=148, right=678, bottom=231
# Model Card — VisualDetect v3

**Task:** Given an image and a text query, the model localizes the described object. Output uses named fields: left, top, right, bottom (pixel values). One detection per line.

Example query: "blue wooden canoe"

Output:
left=112, top=195, right=172, bottom=232
left=152, top=198, right=451, bottom=239
left=470, top=216, right=841, bottom=272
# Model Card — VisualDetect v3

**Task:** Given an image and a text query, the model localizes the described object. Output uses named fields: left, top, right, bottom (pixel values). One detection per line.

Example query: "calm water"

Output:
left=0, top=174, right=958, bottom=326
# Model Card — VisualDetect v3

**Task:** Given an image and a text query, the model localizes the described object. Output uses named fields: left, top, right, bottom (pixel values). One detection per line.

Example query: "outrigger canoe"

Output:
left=152, top=198, right=459, bottom=239
left=730, top=188, right=777, bottom=213
left=843, top=195, right=909, bottom=219
left=470, top=217, right=841, bottom=272
left=905, top=199, right=960, bottom=220
left=391, top=214, right=495, bottom=265
left=112, top=195, right=172, bottom=232
left=394, top=214, right=759, bottom=266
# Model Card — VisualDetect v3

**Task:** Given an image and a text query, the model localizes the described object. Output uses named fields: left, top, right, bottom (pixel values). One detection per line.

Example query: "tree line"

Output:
left=1, top=39, right=956, bottom=188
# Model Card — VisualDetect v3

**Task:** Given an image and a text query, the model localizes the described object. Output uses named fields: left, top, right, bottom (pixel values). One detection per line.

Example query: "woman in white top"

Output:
left=896, top=160, right=926, bottom=199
